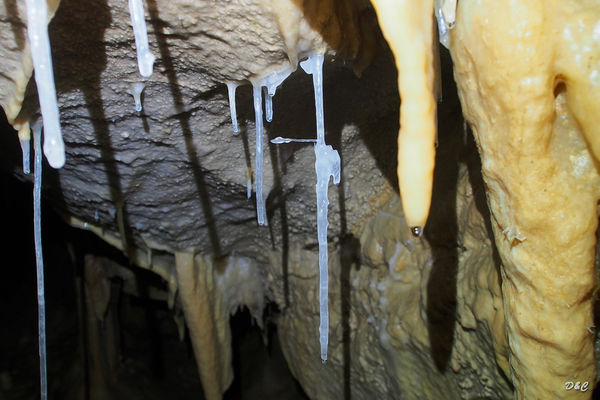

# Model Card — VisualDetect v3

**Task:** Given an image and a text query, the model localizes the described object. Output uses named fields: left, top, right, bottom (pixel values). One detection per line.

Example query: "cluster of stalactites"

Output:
left=226, top=54, right=340, bottom=362
left=21, top=1, right=157, bottom=397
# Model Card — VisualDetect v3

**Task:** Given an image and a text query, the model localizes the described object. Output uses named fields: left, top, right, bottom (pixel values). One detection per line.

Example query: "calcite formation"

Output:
left=449, top=1, right=600, bottom=398
left=1, top=0, right=599, bottom=399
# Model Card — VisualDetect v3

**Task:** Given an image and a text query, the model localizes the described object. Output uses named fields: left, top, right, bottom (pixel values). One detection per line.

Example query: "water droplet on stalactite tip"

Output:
left=411, top=226, right=423, bottom=237
left=129, top=82, right=145, bottom=112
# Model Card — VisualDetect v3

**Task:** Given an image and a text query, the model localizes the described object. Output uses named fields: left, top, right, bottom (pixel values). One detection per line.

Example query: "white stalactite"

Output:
left=265, top=90, right=273, bottom=122
left=129, top=82, right=145, bottom=112
left=270, top=137, right=316, bottom=144
left=20, top=137, right=31, bottom=174
left=314, top=143, right=340, bottom=363
left=301, top=54, right=340, bottom=362
left=33, top=125, right=47, bottom=400
left=252, top=85, right=267, bottom=226
left=25, top=0, right=65, bottom=169
left=226, top=83, right=239, bottom=134
left=128, top=0, right=155, bottom=77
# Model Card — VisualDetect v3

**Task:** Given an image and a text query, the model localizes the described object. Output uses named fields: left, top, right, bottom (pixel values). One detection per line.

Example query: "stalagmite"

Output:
left=369, top=0, right=437, bottom=235
left=129, top=82, right=145, bottom=112
left=252, top=85, right=267, bottom=226
left=128, top=0, right=155, bottom=78
left=301, top=54, right=340, bottom=362
left=32, top=125, right=47, bottom=400
left=25, top=0, right=65, bottom=169
left=226, top=83, right=239, bottom=134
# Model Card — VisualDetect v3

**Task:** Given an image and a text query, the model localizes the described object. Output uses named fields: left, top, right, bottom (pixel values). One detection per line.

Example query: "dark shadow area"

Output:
left=265, top=39, right=399, bottom=193
left=328, top=108, right=361, bottom=400
left=146, top=0, right=222, bottom=259
left=338, top=233, right=360, bottom=400
left=49, top=0, right=137, bottom=259
left=288, top=0, right=378, bottom=74
left=424, top=47, right=462, bottom=372
left=0, top=169, right=309, bottom=400
left=463, top=124, right=504, bottom=280
left=224, top=306, right=308, bottom=400
left=266, top=139, right=291, bottom=309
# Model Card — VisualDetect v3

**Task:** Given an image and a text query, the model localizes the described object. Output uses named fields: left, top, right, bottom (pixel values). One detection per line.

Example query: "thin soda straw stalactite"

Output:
left=33, top=125, right=48, bottom=399
left=252, top=85, right=267, bottom=226
left=128, top=0, right=155, bottom=77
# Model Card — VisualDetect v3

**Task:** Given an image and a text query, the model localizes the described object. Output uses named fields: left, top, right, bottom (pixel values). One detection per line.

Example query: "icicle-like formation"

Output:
left=262, top=65, right=295, bottom=97
left=20, top=138, right=31, bottom=174
left=300, top=55, right=325, bottom=144
left=246, top=177, right=252, bottom=199
left=253, top=86, right=267, bottom=226
left=128, top=0, right=155, bottom=77
left=265, top=90, right=273, bottom=123
left=19, top=128, right=31, bottom=174
left=226, top=83, right=239, bottom=134
left=434, top=0, right=457, bottom=49
left=301, top=54, right=341, bottom=362
left=314, top=143, right=340, bottom=363
left=25, top=0, right=65, bottom=169
left=33, top=125, right=47, bottom=400
left=271, top=137, right=316, bottom=144
left=129, top=82, right=145, bottom=112
left=259, top=65, right=295, bottom=124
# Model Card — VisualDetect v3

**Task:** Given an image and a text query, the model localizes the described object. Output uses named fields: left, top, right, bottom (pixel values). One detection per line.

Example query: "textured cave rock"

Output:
left=2, top=0, right=599, bottom=399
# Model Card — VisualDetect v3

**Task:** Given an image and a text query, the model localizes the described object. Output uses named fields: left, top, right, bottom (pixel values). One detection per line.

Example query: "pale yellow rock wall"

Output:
left=450, top=0, right=600, bottom=398
left=268, top=158, right=514, bottom=399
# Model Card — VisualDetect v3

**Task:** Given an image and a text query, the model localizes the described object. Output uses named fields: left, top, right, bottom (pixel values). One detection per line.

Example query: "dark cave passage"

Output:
left=0, top=169, right=305, bottom=400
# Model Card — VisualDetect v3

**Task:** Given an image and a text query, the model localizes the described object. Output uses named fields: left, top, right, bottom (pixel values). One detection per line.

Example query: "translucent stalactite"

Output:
left=25, top=0, right=65, bottom=169
left=253, top=85, right=267, bottom=226
left=20, top=137, right=30, bottom=174
left=129, top=82, right=145, bottom=112
left=226, top=83, right=239, bottom=134
left=33, top=125, right=47, bottom=399
left=128, top=0, right=155, bottom=77
left=301, top=54, right=340, bottom=362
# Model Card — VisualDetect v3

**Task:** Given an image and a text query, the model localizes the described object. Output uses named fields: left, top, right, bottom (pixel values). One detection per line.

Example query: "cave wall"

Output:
left=1, top=0, right=600, bottom=399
